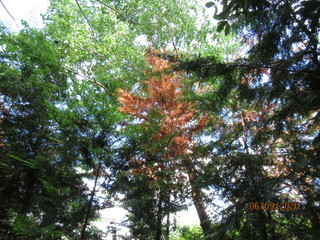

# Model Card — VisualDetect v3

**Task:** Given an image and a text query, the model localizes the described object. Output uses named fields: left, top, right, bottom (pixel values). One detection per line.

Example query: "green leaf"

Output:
left=40, top=178, right=56, bottom=195
left=7, top=154, right=37, bottom=169
left=205, top=2, right=215, bottom=8
left=0, top=162, right=9, bottom=168
left=224, top=22, right=231, bottom=35
left=244, top=0, right=250, bottom=12
left=217, top=21, right=228, bottom=32
left=216, top=9, right=230, bottom=19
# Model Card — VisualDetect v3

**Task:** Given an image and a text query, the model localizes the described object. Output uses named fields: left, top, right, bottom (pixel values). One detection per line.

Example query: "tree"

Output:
left=6, top=0, right=313, bottom=239
left=0, top=24, right=91, bottom=239
left=41, top=0, right=216, bottom=238
left=117, top=47, right=213, bottom=238
left=173, top=0, right=320, bottom=239
left=1, top=0, right=217, bottom=238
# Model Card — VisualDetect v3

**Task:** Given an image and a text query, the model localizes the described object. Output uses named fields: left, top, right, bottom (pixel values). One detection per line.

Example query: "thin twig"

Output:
left=0, top=0, right=20, bottom=29
left=95, top=0, right=137, bottom=24
left=95, top=0, right=160, bottom=25
left=63, top=66, right=113, bottom=95
left=74, top=0, right=95, bottom=35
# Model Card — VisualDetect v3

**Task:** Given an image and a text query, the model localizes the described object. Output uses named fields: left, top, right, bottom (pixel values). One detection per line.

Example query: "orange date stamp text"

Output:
left=249, top=201, right=301, bottom=210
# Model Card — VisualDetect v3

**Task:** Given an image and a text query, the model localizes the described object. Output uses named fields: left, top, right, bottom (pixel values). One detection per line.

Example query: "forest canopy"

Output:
left=0, top=0, right=319, bottom=239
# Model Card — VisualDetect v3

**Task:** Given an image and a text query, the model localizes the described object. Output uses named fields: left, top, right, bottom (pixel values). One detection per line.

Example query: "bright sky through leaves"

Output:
left=0, top=0, right=48, bottom=30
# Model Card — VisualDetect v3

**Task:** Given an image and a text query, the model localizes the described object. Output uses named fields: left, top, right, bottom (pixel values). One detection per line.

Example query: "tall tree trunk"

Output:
left=21, top=148, right=39, bottom=215
left=239, top=108, right=250, bottom=154
left=307, top=197, right=320, bottom=239
left=185, top=160, right=213, bottom=238
left=80, top=161, right=101, bottom=240
left=165, top=195, right=170, bottom=240
left=259, top=211, right=268, bottom=240
left=21, top=169, right=36, bottom=215
left=155, top=191, right=163, bottom=240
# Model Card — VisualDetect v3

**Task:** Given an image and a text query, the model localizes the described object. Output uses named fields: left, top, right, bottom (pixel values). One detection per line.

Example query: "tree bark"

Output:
left=21, top=169, right=36, bottom=215
left=155, top=191, right=163, bottom=240
left=185, top=160, right=213, bottom=238
left=80, top=161, right=101, bottom=240
left=165, top=196, right=170, bottom=240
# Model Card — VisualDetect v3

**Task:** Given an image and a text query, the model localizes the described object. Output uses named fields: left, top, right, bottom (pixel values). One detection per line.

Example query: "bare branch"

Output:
left=0, top=0, right=20, bottom=29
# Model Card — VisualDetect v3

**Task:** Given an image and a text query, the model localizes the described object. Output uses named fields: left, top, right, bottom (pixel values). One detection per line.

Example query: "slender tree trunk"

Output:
left=267, top=211, right=277, bottom=240
left=307, top=198, right=320, bottom=239
left=165, top=195, right=170, bottom=240
left=21, top=149, right=38, bottom=215
left=185, top=160, right=213, bottom=238
left=155, top=191, right=163, bottom=240
left=259, top=211, right=268, bottom=240
left=80, top=162, right=101, bottom=240
left=239, top=109, right=250, bottom=154
left=21, top=169, right=36, bottom=215
left=80, top=181, right=97, bottom=240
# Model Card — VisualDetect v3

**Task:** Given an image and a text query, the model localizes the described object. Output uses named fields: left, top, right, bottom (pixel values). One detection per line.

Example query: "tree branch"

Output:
left=63, top=66, right=114, bottom=95
left=74, top=0, right=95, bottom=36
left=0, top=0, right=20, bottom=29
left=95, top=0, right=160, bottom=25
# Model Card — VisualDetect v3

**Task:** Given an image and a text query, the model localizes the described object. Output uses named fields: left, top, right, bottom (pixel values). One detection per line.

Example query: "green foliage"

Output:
left=179, top=0, right=320, bottom=239
left=9, top=211, right=63, bottom=240
left=171, top=225, right=205, bottom=240
left=1, top=0, right=217, bottom=239
left=117, top=173, right=160, bottom=239
left=2, top=0, right=319, bottom=239
left=0, top=25, right=91, bottom=239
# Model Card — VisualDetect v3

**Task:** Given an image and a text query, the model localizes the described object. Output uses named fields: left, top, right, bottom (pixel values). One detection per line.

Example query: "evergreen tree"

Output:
left=117, top=48, right=212, bottom=238
left=174, top=0, right=320, bottom=239
left=0, top=25, right=90, bottom=239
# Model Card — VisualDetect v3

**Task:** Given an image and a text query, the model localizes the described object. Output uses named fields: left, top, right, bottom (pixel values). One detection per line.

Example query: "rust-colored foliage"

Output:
left=118, top=47, right=209, bottom=179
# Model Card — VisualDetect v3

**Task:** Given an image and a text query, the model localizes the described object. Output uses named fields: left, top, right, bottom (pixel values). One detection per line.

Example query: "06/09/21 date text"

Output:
left=249, top=202, right=301, bottom=210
